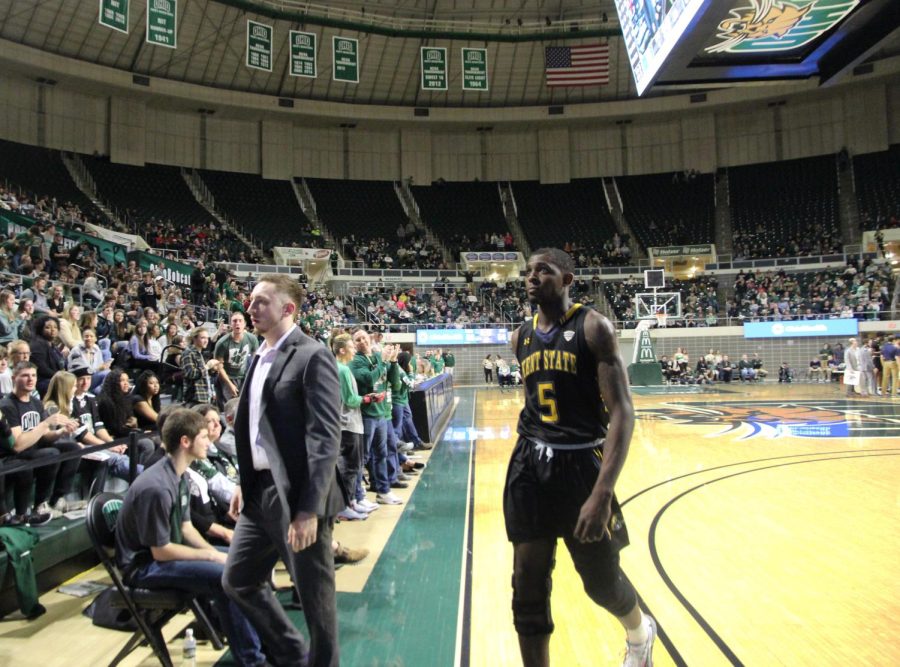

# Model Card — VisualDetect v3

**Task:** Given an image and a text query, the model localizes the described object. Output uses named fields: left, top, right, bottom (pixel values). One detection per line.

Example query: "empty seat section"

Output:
left=199, top=170, right=316, bottom=250
left=83, top=158, right=214, bottom=231
left=853, top=146, right=900, bottom=230
left=0, top=139, right=105, bottom=223
left=411, top=182, right=508, bottom=250
left=513, top=179, right=621, bottom=262
left=617, top=171, right=715, bottom=249
left=306, top=178, right=407, bottom=246
left=729, top=155, right=841, bottom=258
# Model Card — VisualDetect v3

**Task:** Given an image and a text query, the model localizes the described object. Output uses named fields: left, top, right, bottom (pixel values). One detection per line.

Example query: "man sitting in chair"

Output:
left=115, top=408, right=266, bottom=666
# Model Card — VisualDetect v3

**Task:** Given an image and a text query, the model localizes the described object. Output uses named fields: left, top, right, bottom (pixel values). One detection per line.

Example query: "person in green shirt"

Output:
left=442, top=350, right=455, bottom=376
left=430, top=349, right=445, bottom=375
left=332, top=333, right=378, bottom=518
left=349, top=329, right=402, bottom=505
left=390, top=351, right=431, bottom=451
left=213, top=311, right=259, bottom=403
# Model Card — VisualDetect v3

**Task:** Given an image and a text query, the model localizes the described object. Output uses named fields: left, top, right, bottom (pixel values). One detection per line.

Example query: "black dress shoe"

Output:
left=390, top=481, right=409, bottom=489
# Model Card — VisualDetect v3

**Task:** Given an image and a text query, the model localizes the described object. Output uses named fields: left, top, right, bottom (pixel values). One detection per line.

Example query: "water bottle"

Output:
left=182, top=628, right=196, bottom=666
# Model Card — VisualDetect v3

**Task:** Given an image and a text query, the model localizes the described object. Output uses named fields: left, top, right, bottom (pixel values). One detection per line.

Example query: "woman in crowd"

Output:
left=16, top=298, right=34, bottom=341
left=146, top=323, right=164, bottom=362
left=128, top=318, right=160, bottom=374
left=67, top=328, right=110, bottom=392
left=131, top=370, right=161, bottom=430
left=109, top=309, right=132, bottom=352
left=57, top=303, right=83, bottom=350
left=158, top=321, right=179, bottom=351
left=46, top=284, right=65, bottom=317
left=30, top=314, right=66, bottom=396
left=97, top=370, right=138, bottom=438
left=0, top=289, right=22, bottom=344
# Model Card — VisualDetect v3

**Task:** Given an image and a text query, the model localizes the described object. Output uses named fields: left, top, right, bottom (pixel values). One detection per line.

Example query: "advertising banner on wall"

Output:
left=146, top=0, right=177, bottom=48
left=247, top=20, right=273, bottom=72
left=272, top=247, right=332, bottom=265
left=743, top=319, right=859, bottom=339
left=99, top=0, right=129, bottom=33
left=84, top=222, right=150, bottom=251
left=128, top=250, right=194, bottom=287
left=649, top=244, right=716, bottom=258
left=290, top=30, right=317, bottom=78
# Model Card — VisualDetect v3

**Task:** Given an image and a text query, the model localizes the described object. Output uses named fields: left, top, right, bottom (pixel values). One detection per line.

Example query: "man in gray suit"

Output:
left=859, top=340, right=876, bottom=397
left=845, top=337, right=861, bottom=397
left=223, top=274, right=344, bottom=667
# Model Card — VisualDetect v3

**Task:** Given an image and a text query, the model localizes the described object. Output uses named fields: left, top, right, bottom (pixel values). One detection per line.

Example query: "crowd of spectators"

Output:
left=563, top=235, right=632, bottom=268
left=730, top=260, right=894, bottom=322
left=340, top=235, right=447, bottom=270
left=731, top=223, right=842, bottom=260
left=1, top=186, right=98, bottom=231
left=605, top=275, right=719, bottom=327
left=658, top=348, right=769, bottom=385
left=446, top=231, right=516, bottom=256
left=144, top=218, right=263, bottom=265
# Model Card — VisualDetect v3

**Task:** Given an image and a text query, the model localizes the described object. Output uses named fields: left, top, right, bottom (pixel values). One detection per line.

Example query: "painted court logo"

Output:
left=706, top=0, right=859, bottom=54
left=637, top=400, right=900, bottom=439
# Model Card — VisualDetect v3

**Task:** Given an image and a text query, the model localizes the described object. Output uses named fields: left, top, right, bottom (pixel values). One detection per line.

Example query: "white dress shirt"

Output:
left=248, top=325, right=297, bottom=471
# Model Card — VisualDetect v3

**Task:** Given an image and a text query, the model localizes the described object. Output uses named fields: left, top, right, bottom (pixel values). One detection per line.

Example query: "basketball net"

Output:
left=654, top=310, right=668, bottom=328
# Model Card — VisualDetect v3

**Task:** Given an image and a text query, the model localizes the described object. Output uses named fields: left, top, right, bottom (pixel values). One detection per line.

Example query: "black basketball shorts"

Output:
left=503, top=436, right=629, bottom=550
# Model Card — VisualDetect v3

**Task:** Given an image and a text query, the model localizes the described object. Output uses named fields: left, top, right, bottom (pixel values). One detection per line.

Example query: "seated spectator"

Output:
left=181, top=327, right=220, bottom=407
left=738, top=354, right=756, bottom=382
left=113, top=408, right=266, bottom=666
left=0, top=289, right=23, bottom=344
left=717, top=355, right=734, bottom=383
left=58, top=303, right=83, bottom=350
left=0, top=347, right=10, bottom=395
left=29, top=315, right=66, bottom=396
left=808, top=357, right=824, bottom=382
left=778, top=362, right=794, bottom=383
left=695, top=357, right=716, bottom=384
left=67, top=328, right=110, bottom=393
left=16, top=299, right=34, bottom=341
left=70, top=363, right=151, bottom=480
left=109, top=309, right=133, bottom=352
left=97, top=370, right=139, bottom=438
left=132, top=370, right=161, bottom=430
left=0, top=362, right=81, bottom=524
left=750, top=353, right=768, bottom=380
left=128, top=318, right=161, bottom=374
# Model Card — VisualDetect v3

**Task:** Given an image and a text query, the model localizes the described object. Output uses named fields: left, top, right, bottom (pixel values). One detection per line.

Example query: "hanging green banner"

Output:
left=462, top=48, right=489, bottom=91
left=421, top=47, right=448, bottom=91
left=146, top=0, right=177, bottom=48
left=128, top=250, right=193, bottom=287
left=0, top=210, right=128, bottom=267
left=289, top=30, right=317, bottom=78
left=333, top=37, right=359, bottom=83
left=247, top=20, right=273, bottom=72
left=99, top=0, right=129, bottom=34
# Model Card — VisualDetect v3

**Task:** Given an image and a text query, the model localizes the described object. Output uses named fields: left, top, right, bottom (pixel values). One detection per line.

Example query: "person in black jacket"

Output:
left=29, top=315, right=65, bottom=397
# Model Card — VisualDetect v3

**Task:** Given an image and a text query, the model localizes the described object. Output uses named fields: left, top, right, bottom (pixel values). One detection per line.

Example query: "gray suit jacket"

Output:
left=858, top=346, right=875, bottom=372
left=235, top=327, right=344, bottom=520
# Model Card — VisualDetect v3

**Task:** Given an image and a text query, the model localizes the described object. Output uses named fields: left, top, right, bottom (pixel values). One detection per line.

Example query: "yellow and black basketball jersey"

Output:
left=515, top=304, right=608, bottom=446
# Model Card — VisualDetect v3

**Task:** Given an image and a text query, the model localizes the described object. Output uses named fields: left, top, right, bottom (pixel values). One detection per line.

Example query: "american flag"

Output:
left=545, top=44, right=610, bottom=86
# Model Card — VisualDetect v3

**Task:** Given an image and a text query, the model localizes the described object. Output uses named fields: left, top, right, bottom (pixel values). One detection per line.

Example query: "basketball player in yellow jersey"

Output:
left=505, top=248, right=656, bottom=667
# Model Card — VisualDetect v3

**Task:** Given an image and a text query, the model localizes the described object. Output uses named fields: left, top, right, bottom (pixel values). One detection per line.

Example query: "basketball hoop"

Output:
left=654, top=311, right=668, bottom=328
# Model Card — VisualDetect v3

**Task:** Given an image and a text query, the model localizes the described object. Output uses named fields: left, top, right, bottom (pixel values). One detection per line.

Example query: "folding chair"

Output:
left=85, top=493, right=223, bottom=667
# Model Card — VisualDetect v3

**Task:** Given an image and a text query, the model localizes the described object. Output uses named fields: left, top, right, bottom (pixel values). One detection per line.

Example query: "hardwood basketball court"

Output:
left=2, top=383, right=899, bottom=666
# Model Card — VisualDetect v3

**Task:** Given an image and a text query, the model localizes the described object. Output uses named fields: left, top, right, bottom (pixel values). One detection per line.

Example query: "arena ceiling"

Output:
left=0, top=1, right=897, bottom=108
left=0, top=0, right=639, bottom=106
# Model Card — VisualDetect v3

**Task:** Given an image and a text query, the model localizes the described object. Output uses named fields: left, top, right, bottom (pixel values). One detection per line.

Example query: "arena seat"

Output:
left=0, top=139, right=106, bottom=224
left=617, top=171, right=715, bottom=249
left=198, top=170, right=318, bottom=250
left=512, top=179, right=624, bottom=265
left=410, top=181, right=509, bottom=251
left=728, top=155, right=841, bottom=258
left=853, top=145, right=900, bottom=230
left=306, top=178, right=408, bottom=245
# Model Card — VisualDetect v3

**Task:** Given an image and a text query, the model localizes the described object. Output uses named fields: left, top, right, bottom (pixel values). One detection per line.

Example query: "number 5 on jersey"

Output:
left=537, top=382, right=559, bottom=423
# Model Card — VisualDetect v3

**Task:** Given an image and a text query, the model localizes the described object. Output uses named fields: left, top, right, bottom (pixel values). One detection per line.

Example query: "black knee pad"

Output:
left=511, top=572, right=554, bottom=636
left=582, top=570, right=637, bottom=618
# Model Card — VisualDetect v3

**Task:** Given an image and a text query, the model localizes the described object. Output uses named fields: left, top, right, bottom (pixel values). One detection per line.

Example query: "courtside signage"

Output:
left=743, top=319, right=858, bottom=339
left=247, top=20, right=273, bottom=72
left=99, top=0, right=129, bottom=33
left=289, top=31, right=317, bottom=78
left=146, top=0, right=177, bottom=48
left=416, top=329, right=510, bottom=346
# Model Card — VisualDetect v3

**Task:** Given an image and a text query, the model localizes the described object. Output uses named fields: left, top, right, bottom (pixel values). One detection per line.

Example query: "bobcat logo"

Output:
left=706, top=0, right=859, bottom=54
left=637, top=400, right=900, bottom=439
